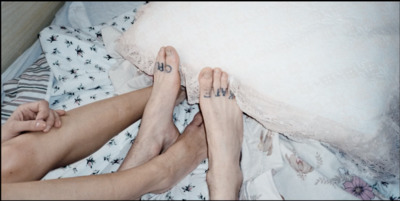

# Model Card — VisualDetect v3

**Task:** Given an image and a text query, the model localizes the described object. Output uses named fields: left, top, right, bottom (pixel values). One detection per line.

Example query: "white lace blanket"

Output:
left=114, top=2, right=400, bottom=182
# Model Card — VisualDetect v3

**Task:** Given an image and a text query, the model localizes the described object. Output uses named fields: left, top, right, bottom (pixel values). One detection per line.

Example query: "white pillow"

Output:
left=115, top=2, right=399, bottom=180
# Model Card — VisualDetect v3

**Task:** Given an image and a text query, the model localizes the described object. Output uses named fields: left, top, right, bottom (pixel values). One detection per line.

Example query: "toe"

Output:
left=220, top=71, right=235, bottom=100
left=199, top=67, right=213, bottom=99
left=155, top=47, right=166, bottom=72
left=165, top=46, right=180, bottom=73
left=220, top=71, right=229, bottom=97
left=213, top=68, right=222, bottom=97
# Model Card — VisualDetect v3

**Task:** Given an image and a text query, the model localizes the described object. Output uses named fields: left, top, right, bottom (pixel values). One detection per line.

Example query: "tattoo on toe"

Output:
left=165, top=65, right=172, bottom=73
left=215, top=88, right=220, bottom=97
left=229, top=90, right=235, bottom=99
left=157, top=62, right=164, bottom=72
left=221, top=88, right=227, bottom=96
left=204, top=91, right=211, bottom=98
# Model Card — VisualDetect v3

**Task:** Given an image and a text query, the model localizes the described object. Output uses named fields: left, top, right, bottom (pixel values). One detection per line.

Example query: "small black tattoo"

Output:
left=228, top=90, right=235, bottom=99
left=215, top=88, right=220, bottom=97
left=157, top=62, right=164, bottom=71
left=204, top=91, right=211, bottom=98
left=221, top=88, right=227, bottom=96
left=165, top=65, right=172, bottom=73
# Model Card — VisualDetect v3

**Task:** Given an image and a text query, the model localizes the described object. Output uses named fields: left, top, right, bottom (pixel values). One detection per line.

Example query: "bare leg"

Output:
left=1, top=113, right=207, bottom=200
left=1, top=85, right=152, bottom=183
left=198, top=67, right=244, bottom=200
left=119, top=46, right=181, bottom=170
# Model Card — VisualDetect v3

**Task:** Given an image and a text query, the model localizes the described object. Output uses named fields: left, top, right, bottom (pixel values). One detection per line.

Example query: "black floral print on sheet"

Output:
left=38, top=7, right=212, bottom=200
left=39, top=8, right=140, bottom=178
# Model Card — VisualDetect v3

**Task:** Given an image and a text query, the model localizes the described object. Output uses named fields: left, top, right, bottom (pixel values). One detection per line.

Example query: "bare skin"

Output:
left=1, top=112, right=207, bottom=200
left=1, top=100, right=66, bottom=143
left=119, top=46, right=181, bottom=170
left=1, top=86, right=152, bottom=183
left=1, top=46, right=208, bottom=200
left=198, top=67, right=244, bottom=200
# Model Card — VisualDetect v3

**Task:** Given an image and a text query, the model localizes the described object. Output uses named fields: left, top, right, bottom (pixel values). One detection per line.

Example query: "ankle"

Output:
left=119, top=140, right=162, bottom=171
left=142, top=156, right=174, bottom=194
left=206, top=167, right=243, bottom=200
left=153, top=139, right=206, bottom=193
left=207, top=152, right=241, bottom=171
left=207, top=166, right=243, bottom=184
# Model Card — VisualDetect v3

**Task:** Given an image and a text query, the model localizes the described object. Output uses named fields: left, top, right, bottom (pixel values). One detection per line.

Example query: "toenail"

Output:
left=203, top=71, right=212, bottom=79
left=159, top=47, right=165, bottom=54
left=166, top=49, right=173, bottom=56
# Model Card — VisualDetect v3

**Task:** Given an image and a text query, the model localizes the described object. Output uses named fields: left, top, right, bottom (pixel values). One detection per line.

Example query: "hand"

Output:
left=1, top=100, right=66, bottom=143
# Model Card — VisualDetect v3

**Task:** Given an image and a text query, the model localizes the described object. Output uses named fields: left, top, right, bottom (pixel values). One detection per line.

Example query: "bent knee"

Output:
left=1, top=135, right=44, bottom=183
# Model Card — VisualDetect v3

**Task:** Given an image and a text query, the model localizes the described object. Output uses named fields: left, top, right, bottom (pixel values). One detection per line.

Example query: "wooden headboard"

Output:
left=1, top=1, right=65, bottom=73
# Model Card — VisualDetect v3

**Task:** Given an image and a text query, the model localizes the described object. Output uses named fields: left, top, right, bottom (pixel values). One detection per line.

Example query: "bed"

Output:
left=1, top=2, right=399, bottom=200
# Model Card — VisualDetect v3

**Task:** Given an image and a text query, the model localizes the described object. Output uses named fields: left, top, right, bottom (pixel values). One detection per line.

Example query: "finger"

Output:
left=9, top=120, right=47, bottom=134
left=53, top=110, right=62, bottom=128
left=12, top=102, right=39, bottom=121
left=9, top=107, right=36, bottom=121
left=55, top=109, right=66, bottom=116
left=35, top=100, right=51, bottom=121
left=43, top=110, right=56, bottom=132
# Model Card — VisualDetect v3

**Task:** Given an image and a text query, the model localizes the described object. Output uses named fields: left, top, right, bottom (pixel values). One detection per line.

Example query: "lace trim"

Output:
left=116, top=42, right=399, bottom=182
left=114, top=2, right=399, bottom=182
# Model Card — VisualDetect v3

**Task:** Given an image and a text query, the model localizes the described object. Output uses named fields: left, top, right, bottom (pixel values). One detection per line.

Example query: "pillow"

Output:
left=115, top=2, right=399, bottom=180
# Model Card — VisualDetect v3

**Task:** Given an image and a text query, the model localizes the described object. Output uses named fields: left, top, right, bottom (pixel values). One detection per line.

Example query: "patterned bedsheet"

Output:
left=2, top=4, right=399, bottom=200
left=2, top=54, right=52, bottom=124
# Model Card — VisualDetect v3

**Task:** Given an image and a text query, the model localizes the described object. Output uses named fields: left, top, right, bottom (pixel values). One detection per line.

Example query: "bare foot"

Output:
left=119, top=46, right=181, bottom=170
left=151, top=112, right=208, bottom=194
left=198, top=67, right=244, bottom=200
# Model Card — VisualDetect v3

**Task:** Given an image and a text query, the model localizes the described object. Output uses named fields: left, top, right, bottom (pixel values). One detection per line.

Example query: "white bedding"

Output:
left=114, top=2, right=399, bottom=183
left=1, top=2, right=399, bottom=200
